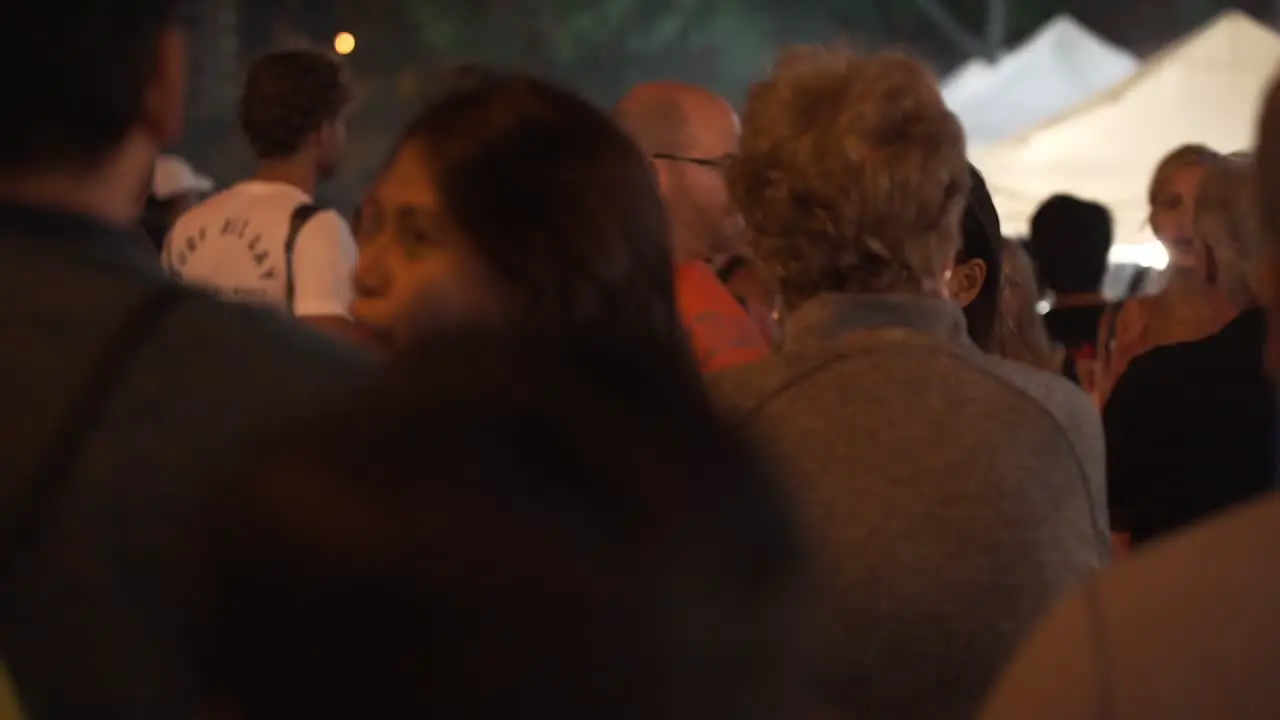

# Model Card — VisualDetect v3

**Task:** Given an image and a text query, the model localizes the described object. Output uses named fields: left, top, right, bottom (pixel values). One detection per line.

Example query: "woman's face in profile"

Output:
left=351, top=141, right=502, bottom=346
left=1151, top=164, right=1208, bottom=268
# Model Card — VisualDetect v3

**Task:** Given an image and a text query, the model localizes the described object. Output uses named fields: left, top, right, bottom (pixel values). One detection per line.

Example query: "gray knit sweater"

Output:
left=709, top=293, right=1108, bottom=720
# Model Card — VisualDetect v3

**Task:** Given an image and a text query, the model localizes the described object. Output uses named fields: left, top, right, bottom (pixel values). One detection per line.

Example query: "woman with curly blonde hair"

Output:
left=710, top=45, right=1108, bottom=720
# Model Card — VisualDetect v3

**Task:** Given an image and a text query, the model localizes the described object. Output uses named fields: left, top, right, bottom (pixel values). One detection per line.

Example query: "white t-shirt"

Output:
left=162, top=180, right=357, bottom=318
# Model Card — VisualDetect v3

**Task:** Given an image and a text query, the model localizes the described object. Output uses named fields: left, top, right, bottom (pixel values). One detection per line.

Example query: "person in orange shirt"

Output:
left=614, top=83, right=771, bottom=372
left=716, top=253, right=784, bottom=348
left=675, top=259, right=773, bottom=371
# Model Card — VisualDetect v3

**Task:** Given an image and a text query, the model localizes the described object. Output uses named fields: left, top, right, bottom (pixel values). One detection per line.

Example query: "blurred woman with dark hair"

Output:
left=951, top=164, right=1005, bottom=351
left=351, top=67, right=689, bottom=366
left=200, top=331, right=817, bottom=720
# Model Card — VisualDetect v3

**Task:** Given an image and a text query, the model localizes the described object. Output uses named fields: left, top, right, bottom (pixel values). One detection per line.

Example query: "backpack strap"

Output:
left=283, top=204, right=325, bottom=315
left=1, top=286, right=187, bottom=565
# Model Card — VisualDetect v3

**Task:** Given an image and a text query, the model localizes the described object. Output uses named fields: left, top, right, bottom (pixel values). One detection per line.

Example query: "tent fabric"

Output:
left=948, top=15, right=1138, bottom=146
left=972, top=10, right=1280, bottom=245
left=941, top=57, right=994, bottom=107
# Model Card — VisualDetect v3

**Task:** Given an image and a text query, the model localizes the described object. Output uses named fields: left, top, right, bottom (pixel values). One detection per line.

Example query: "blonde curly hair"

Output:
left=728, top=46, right=970, bottom=309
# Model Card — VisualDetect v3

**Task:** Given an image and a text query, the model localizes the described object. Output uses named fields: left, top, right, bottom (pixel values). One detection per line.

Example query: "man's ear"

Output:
left=314, top=121, right=338, bottom=153
left=649, top=158, right=670, bottom=193
left=948, top=258, right=988, bottom=309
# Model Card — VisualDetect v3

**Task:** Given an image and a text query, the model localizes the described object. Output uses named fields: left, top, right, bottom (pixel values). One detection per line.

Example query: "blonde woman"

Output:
left=1096, top=145, right=1234, bottom=404
left=981, top=74, right=1280, bottom=720
left=710, top=45, right=1107, bottom=720
left=1103, top=154, right=1275, bottom=550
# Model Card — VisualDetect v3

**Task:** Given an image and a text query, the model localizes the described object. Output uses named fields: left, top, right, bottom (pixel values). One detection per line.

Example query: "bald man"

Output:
left=978, top=76, right=1280, bottom=720
left=614, top=82, right=770, bottom=371
left=614, top=82, right=744, bottom=262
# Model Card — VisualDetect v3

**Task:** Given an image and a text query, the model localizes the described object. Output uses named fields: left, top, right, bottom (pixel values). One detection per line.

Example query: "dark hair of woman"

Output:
left=958, top=165, right=1005, bottom=350
left=200, top=330, right=817, bottom=720
left=396, top=66, right=685, bottom=354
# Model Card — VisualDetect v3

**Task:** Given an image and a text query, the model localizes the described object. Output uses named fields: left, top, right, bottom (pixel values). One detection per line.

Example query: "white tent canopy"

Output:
left=941, top=57, right=994, bottom=107
left=972, top=10, right=1280, bottom=250
left=948, top=15, right=1138, bottom=146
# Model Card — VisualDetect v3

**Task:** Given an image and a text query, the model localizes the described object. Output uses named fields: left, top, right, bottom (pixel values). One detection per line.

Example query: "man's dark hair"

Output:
left=391, top=66, right=684, bottom=355
left=0, top=1, right=181, bottom=172
left=1028, top=194, right=1112, bottom=295
left=201, top=331, right=816, bottom=720
left=958, top=165, right=1005, bottom=350
left=239, top=49, right=352, bottom=160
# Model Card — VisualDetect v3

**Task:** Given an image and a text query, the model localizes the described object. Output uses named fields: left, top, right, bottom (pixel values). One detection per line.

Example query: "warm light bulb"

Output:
left=334, top=32, right=356, bottom=55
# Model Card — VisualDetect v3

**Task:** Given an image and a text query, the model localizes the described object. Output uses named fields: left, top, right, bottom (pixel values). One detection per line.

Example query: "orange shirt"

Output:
left=675, top=261, right=769, bottom=373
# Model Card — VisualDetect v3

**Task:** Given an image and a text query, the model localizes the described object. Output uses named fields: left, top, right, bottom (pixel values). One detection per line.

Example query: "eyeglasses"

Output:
left=650, top=152, right=737, bottom=170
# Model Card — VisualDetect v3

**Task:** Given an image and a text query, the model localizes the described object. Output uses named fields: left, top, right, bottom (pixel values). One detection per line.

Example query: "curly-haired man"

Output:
left=710, top=45, right=1107, bottom=720
left=164, top=49, right=361, bottom=341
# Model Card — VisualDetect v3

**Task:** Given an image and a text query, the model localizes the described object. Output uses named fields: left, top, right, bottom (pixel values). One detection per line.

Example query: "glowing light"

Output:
left=1108, top=240, right=1168, bottom=270
left=334, top=32, right=356, bottom=55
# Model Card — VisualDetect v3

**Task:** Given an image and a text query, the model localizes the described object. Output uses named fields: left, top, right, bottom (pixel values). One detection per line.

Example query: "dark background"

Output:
left=179, top=0, right=1277, bottom=212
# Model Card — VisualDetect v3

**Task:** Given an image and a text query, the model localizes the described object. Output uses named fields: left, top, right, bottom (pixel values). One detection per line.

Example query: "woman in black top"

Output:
left=1104, top=156, right=1276, bottom=549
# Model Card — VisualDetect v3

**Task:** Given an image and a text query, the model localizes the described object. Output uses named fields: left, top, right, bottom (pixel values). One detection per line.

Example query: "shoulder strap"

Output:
left=0, top=286, right=186, bottom=565
left=1098, top=300, right=1125, bottom=369
left=1105, top=300, right=1124, bottom=346
left=283, top=204, right=325, bottom=315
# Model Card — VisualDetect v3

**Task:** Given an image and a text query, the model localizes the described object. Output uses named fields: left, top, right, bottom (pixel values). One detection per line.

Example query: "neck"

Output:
left=1218, top=270, right=1257, bottom=312
left=667, top=210, right=712, bottom=264
left=1163, top=265, right=1205, bottom=291
left=0, top=138, right=152, bottom=228
left=255, top=157, right=319, bottom=197
left=670, top=231, right=706, bottom=264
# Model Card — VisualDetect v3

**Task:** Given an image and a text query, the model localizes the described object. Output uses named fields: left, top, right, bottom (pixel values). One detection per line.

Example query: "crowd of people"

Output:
left=2, top=2, right=1278, bottom=718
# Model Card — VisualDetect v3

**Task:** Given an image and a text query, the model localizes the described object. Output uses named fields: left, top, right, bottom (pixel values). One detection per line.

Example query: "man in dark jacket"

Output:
left=0, top=3, right=368, bottom=717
